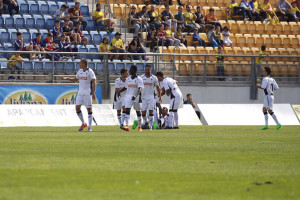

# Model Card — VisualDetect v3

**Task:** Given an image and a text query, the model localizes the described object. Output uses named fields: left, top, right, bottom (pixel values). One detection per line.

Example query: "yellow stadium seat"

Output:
left=225, top=47, right=236, bottom=61
left=225, top=61, right=235, bottom=76
left=271, top=35, right=282, bottom=48
left=257, top=23, right=265, bottom=34
left=180, top=47, right=191, bottom=61
left=266, top=23, right=275, bottom=34
left=271, top=48, right=281, bottom=62
left=207, top=47, right=216, bottom=61
left=239, top=23, right=248, bottom=32
left=251, top=47, right=260, bottom=56
left=112, top=5, right=123, bottom=18
left=185, top=35, right=193, bottom=46
left=215, top=8, right=226, bottom=20
left=229, top=22, right=240, bottom=34
left=263, top=34, right=273, bottom=46
left=281, top=35, right=290, bottom=48
left=206, top=64, right=216, bottom=76
left=287, top=48, right=298, bottom=62
left=234, top=47, right=243, bottom=61
left=247, top=35, right=255, bottom=47
left=229, top=34, right=237, bottom=46
left=237, top=34, right=247, bottom=47
left=290, top=22, right=300, bottom=34
left=277, top=61, right=288, bottom=76
left=192, top=62, right=204, bottom=76
left=234, top=33, right=243, bottom=46
left=190, top=47, right=201, bottom=61
left=269, top=61, right=280, bottom=76
left=241, top=61, right=251, bottom=76
left=248, top=23, right=257, bottom=34
left=232, top=61, right=241, bottom=76
left=290, top=35, right=300, bottom=48
left=278, top=48, right=289, bottom=62
left=274, top=23, right=284, bottom=34
left=177, top=62, right=189, bottom=76
left=282, top=22, right=292, bottom=34
left=243, top=47, right=252, bottom=61
left=287, top=62, right=298, bottom=76
left=254, top=34, right=264, bottom=47
left=190, top=0, right=199, bottom=6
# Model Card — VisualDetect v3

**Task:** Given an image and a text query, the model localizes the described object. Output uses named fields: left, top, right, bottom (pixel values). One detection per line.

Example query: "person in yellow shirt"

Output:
left=291, top=1, right=300, bottom=22
left=260, top=0, right=274, bottom=22
left=256, top=45, right=268, bottom=80
left=164, top=23, right=180, bottom=46
left=109, top=32, right=126, bottom=60
left=99, top=37, right=110, bottom=60
left=92, top=3, right=115, bottom=32
left=250, top=0, right=261, bottom=20
left=184, top=5, right=197, bottom=33
left=147, top=5, right=161, bottom=29
left=228, top=0, right=239, bottom=19
left=8, top=53, right=24, bottom=80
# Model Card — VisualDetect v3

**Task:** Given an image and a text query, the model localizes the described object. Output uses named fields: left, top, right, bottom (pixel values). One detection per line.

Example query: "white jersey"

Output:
left=76, top=68, right=96, bottom=95
left=261, top=77, right=279, bottom=96
left=125, top=76, right=144, bottom=99
left=140, top=74, right=159, bottom=99
left=114, top=77, right=127, bottom=102
left=160, top=77, right=182, bottom=97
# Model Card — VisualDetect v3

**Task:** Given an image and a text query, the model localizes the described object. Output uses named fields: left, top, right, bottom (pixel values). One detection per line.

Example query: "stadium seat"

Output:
left=46, top=19, right=56, bottom=30
left=95, top=62, right=104, bottom=73
left=180, top=47, right=191, bottom=61
left=5, top=17, right=14, bottom=28
left=290, top=22, right=299, bottom=34
left=29, top=29, right=39, bottom=39
left=0, top=58, right=8, bottom=68
left=108, top=62, right=116, bottom=73
left=36, top=18, right=46, bottom=29
left=278, top=61, right=288, bottom=76
left=50, top=5, right=59, bottom=15
left=93, top=34, right=102, bottom=45
left=41, top=4, right=50, bottom=15
left=34, top=62, right=44, bottom=73
left=80, top=6, right=89, bottom=16
left=0, top=32, right=10, bottom=43
left=274, top=23, right=284, bottom=34
left=26, top=18, right=35, bottom=29
left=65, top=62, right=76, bottom=74
left=290, top=35, right=300, bottom=48
left=23, top=32, right=31, bottom=43
left=79, top=47, right=88, bottom=59
left=20, top=3, right=29, bottom=14
left=23, top=62, right=34, bottom=73
left=87, top=20, right=96, bottom=31
left=30, top=4, right=40, bottom=15
left=55, top=62, right=65, bottom=74
left=136, top=62, right=145, bottom=73
left=44, top=62, right=53, bottom=74
left=272, top=35, right=282, bottom=48
left=115, top=61, right=125, bottom=72
left=89, top=48, right=99, bottom=59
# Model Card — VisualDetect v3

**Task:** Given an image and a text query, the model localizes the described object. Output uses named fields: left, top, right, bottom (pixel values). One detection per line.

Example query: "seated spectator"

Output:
left=32, top=33, right=46, bottom=59
left=216, top=46, right=225, bottom=81
left=128, top=36, right=149, bottom=61
left=228, top=0, right=239, bottom=19
left=108, top=32, right=126, bottom=60
left=195, top=6, right=205, bottom=32
left=68, top=2, right=87, bottom=30
left=42, top=33, right=60, bottom=60
left=215, top=26, right=223, bottom=46
left=260, top=0, right=275, bottom=22
left=151, top=0, right=161, bottom=5
left=193, top=28, right=205, bottom=47
left=59, top=34, right=73, bottom=59
left=207, top=25, right=218, bottom=48
left=184, top=94, right=200, bottom=119
left=161, top=5, right=177, bottom=31
left=62, top=18, right=79, bottom=45
left=3, top=0, right=18, bottom=15
left=99, top=37, right=110, bottom=60
left=130, top=6, right=146, bottom=36
left=291, top=1, right=300, bottom=21
left=164, top=23, right=180, bottom=46
left=53, top=20, right=71, bottom=44
left=175, top=6, right=186, bottom=30
left=157, top=23, right=167, bottom=47
left=14, top=32, right=34, bottom=59
left=222, top=26, right=232, bottom=47
left=147, top=5, right=161, bottom=29
left=147, top=27, right=157, bottom=52
left=205, top=8, right=223, bottom=31
left=93, top=3, right=115, bottom=32
left=73, top=21, right=88, bottom=45
left=55, top=4, right=74, bottom=29
left=0, top=0, right=9, bottom=14
left=175, top=26, right=187, bottom=47
left=137, top=6, right=150, bottom=29
left=276, top=0, right=294, bottom=22
left=250, top=0, right=261, bottom=20
left=7, top=53, right=23, bottom=80
left=240, top=0, right=259, bottom=21
left=185, top=5, right=198, bottom=33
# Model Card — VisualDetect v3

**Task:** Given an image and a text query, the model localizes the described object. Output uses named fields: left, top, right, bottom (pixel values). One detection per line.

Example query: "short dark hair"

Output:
left=55, top=20, right=60, bottom=24
left=264, top=67, right=271, bottom=75
left=186, top=94, right=192, bottom=97
left=17, top=32, right=22, bottom=36
left=120, top=68, right=128, bottom=75
left=96, top=3, right=101, bottom=7
left=261, top=45, right=266, bottom=51
left=142, top=6, right=147, bottom=9
left=62, top=4, right=68, bottom=9
left=80, top=58, right=88, bottom=66
left=36, top=33, right=41, bottom=36
left=130, top=65, right=137, bottom=74
left=155, top=71, right=164, bottom=77
left=196, top=6, right=201, bottom=9
left=145, top=64, right=152, bottom=68
left=209, top=8, right=214, bottom=12
left=75, top=2, right=80, bottom=5
left=47, top=33, right=53, bottom=37
left=61, top=34, right=66, bottom=37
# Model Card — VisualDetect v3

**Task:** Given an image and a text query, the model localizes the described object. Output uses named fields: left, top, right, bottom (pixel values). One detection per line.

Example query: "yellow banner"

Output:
left=292, top=105, right=300, bottom=121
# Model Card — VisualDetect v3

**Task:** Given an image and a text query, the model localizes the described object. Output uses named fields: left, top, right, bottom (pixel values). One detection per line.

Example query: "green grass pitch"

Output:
left=0, top=126, right=300, bottom=200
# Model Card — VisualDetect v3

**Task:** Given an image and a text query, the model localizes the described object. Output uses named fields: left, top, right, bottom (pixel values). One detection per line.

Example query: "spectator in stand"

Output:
left=216, top=46, right=225, bottom=81
left=256, top=45, right=267, bottom=79
left=215, top=26, right=223, bottom=47
left=137, top=6, right=150, bottom=29
left=276, top=0, right=293, bottom=22
left=207, top=25, right=218, bottom=48
left=0, top=0, right=9, bottom=14
left=99, top=37, right=110, bottom=60
left=184, top=94, right=200, bottom=119
left=109, top=32, right=126, bottom=61
left=32, top=33, right=46, bottom=59
left=59, top=34, right=73, bottom=59
left=68, top=2, right=87, bottom=31
left=53, top=20, right=71, bottom=44
left=185, top=5, right=198, bottom=33
left=42, top=33, right=60, bottom=60
left=175, top=26, right=187, bottom=47
left=73, top=21, right=88, bottom=45
left=240, top=0, right=259, bottom=21
left=222, top=26, right=232, bottom=47
left=157, top=23, right=168, bottom=47
left=3, top=0, right=18, bottom=15
left=7, top=52, right=23, bottom=80
left=130, top=6, right=146, bottom=36
left=93, top=3, right=115, bottom=32
left=291, top=1, right=300, bottom=21
left=147, top=27, right=157, bottom=52
left=62, top=18, right=79, bottom=45
left=147, top=5, right=161, bottom=29
left=151, top=0, right=161, bottom=5
left=205, top=8, right=223, bottom=31
left=175, top=6, right=186, bottom=30
left=260, top=0, right=274, bottom=22
left=250, top=0, right=261, bottom=20
left=195, top=6, right=205, bottom=32
left=128, top=36, right=149, bottom=61
left=228, top=0, right=239, bottom=20
left=193, top=27, right=205, bottom=47
left=14, top=32, right=35, bottom=59
left=55, top=4, right=73, bottom=28
left=161, top=5, right=177, bottom=31
left=164, top=23, right=180, bottom=46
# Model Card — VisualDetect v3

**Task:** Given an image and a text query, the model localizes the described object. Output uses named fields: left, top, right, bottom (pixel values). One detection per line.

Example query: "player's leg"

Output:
left=114, top=101, right=122, bottom=128
left=261, top=95, right=270, bottom=130
left=86, top=95, right=93, bottom=132
left=121, top=105, right=126, bottom=128
left=148, top=99, right=156, bottom=130
left=123, top=98, right=132, bottom=131
left=76, top=95, right=87, bottom=131
left=172, top=96, right=181, bottom=129
left=134, top=102, right=142, bottom=131
left=141, top=99, right=149, bottom=128
left=268, top=95, right=281, bottom=130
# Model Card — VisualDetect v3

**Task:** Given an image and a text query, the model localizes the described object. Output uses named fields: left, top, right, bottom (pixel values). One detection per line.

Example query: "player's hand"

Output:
left=159, top=97, right=162, bottom=103
left=256, top=84, right=260, bottom=88
left=132, top=96, right=136, bottom=101
left=92, top=93, right=96, bottom=101
left=61, top=77, right=68, bottom=80
left=117, top=92, right=121, bottom=98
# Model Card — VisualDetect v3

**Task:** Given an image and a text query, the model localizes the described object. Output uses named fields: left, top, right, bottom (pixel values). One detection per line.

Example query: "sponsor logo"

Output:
left=144, top=82, right=153, bottom=86
left=56, top=90, right=98, bottom=104
left=4, top=90, right=47, bottom=104
left=128, top=84, right=137, bottom=88
left=80, top=77, right=88, bottom=80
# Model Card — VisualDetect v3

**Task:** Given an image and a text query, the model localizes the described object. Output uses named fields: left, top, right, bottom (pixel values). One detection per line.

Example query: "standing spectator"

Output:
left=195, top=6, right=205, bottom=32
left=164, top=23, right=180, bottom=46
left=185, top=5, right=198, bottom=33
left=3, top=0, right=18, bottom=15
left=147, top=5, right=161, bottom=29
left=222, top=26, right=232, bottom=47
left=68, top=2, right=87, bottom=30
left=73, top=21, right=88, bottom=45
left=62, top=18, right=79, bottom=45
left=161, top=5, right=177, bottom=31
left=55, top=4, right=74, bottom=28
left=32, top=33, right=46, bottom=59
left=109, top=32, right=126, bottom=60
left=291, top=1, right=300, bottom=21
left=7, top=53, right=23, bottom=80
left=175, top=26, right=187, bottom=47
left=184, top=94, right=200, bottom=119
left=147, top=27, right=157, bottom=52
left=207, top=25, right=218, bottom=48
left=130, top=6, right=146, bottom=36
left=215, top=26, right=223, bottom=46
left=93, top=3, right=115, bottom=32
left=250, top=0, right=261, bottom=20
left=175, top=6, right=186, bottom=30
left=216, top=46, right=225, bottom=81
left=260, top=0, right=274, bottom=22
left=205, top=8, right=223, bottom=31
left=193, top=27, right=205, bottom=47
left=276, top=0, right=294, bottom=22
left=99, top=37, right=110, bottom=60
left=255, top=45, right=268, bottom=79
left=14, top=32, right=35, bottom=59
left=0, top=0, right=9, bottom=14
left=128, top=36, right=149, bottom=61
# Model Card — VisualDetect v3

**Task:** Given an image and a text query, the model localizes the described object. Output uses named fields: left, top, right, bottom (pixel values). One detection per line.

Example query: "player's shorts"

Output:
left=113, top=101, right=124, bottom=110
left=141, top=98, right=156, bottom=111
left=124, top=97, right=141, bottom=111
left=263, top=95, right=274, bottom=110
left=169, top=95, right=183, bottom=110
left=76, top=94, right=92, bottom=108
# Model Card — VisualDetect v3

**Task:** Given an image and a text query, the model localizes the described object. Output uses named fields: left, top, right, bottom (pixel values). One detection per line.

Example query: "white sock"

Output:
left=138, top=116, right=142, bottom=127
left=271, top=113, right=280, bottom=125
left=77, top=111, right=85, bottom=124
left=88, top=112, right=93, bottom=129
left=264, top=113, right=268, bottom=126
left=125, top=114, right=130, bottom=125
left=121, top=112, right=126, bottom=125
left=142, top=115, right=148, bottom=124
left=117, top=114, right=122, bottom=125
left=174, top=112, right=178, bottom=127
left=149, top=114, right=154, bottom=129
left=169, top=112, right=174, bottom=128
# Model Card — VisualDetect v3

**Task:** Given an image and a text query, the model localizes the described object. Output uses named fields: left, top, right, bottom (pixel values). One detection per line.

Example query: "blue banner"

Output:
left=0, top=85, right=102, bottom=104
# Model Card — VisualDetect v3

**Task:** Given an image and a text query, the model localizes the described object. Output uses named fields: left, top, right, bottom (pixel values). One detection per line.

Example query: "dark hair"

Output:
left=145, top=64, right=152, bottom=68
left=75, top=2, right=80, bottom=5
left=55, top=20, right=60, bottom=24
left=102, top=37, right=109, bottom=44
left=209, top=8, right=214, bottom=12
left=130, top=65, right=137, bottom=74
left=61, top=34, right=66, bottom=37
left=155, top=71, right=164, bottom=77
left=223, top=25, right=229, bottom=31
left=196, top=6, right=201, bottom=9
left=120, top=68, right=128, bottom=75
left=17, top=32, right=22, bottom=36
left=80, top=58, right=88, bottom=66
left=47, top=33, right=53, bottom=37
left=142, top=6, right=147, bottom=9
left=261, top=45, right=266, bottom=51
left=264, top=67, right=271, bottom=75
left=96, top=3, right=101, bottom=6
left=186, top=94, right=192, bottom=97
left=36, top=33, right=41, bottom=36
left=62, top=4, right=68, bottom=9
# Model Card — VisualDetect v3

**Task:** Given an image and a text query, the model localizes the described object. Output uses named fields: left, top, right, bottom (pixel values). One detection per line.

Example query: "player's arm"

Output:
left=91, top=79, right=96, bottom=100
left=256, top=79, right=267, bottom=90
left=161, top=87, right=166, bottom=96
left=61, top=76, right=79, bottom=82
left=132, top=87, right=142, bottom=101
left=156, top=85, right=162, bottom=103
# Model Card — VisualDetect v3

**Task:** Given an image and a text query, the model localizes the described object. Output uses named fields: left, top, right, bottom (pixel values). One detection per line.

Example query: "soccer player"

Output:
left=123, top=65, right=143, bottom=132
left=256, top=67, right=281, bottom=130
left=114, top=68, right=128, bottom=129
left=140, top=64, right=161, bottom=130
left=61, top=59, right=97, bottom=132
left=156, top=71, right=183, bottom=129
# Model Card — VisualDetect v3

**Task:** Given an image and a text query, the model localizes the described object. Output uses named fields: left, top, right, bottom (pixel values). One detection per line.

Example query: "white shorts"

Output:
left=124, top=97, right=141, bottom=111
left=169, top=95, right=183, bottom=110
left=76, top=94, right=92, bottom=108
left=263, top=95, right=274, bottom=110
left=141, top=98, right=156, bottom=111
left=113, top=101, right=124, bottom=110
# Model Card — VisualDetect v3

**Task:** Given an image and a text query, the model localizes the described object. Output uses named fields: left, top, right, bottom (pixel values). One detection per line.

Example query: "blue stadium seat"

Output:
left=95, top=62, right=104, bottom=73
left=79, top=47, right=88, bottom=59
left=26, top=18, right=35, bottom=29
left=7, top=47, right=16, bottom=58
left=55, top=62, right=65, bottom=74
left=65, top=62, right=76, bottom=74
left=46, top=18, right=56, bottom=30
left=80, top=6, right=89, bottom=16
left=36, top=18, right=46, bottom=29
left=100, top=32, right=111, bottom=42
left=125, top=60, right=135, bottom=69
left=5, top=17, right=14, bottom=28
left=67, top=2, right=75, bottom=8
left=44, top=62, right=53, bottom=74
left=23, top=32, right=31, bottom=43
left=12, top=14, right=22, bottom=21
left=115, top=62, right=125, bottom=72
left=87, top=20, right=96, bottom=31
left=47, top=1, right=57, bottom=6
left=34, top=62, right=44, bottom=73
left=39, top=29, right=49, bottom=36
left=0, top=17, right=4, bottom=28
left=93, top=34, right=102, bottom=45
left=89, top=48, right=99, bottom=59
left=84, top=34, right=92, bottom=45
left=136, top=62, right=145, bottom=73
left=41, top=4, right=50, bottom=15
left=88, top=62, right=96, bottom=71
left=108, top=62, right=116, bottom=73
left=0, top=48, right=6, bottom=59
left=30, top=4, right=40, bottom=15
left=41, top=33, right=48, bottom=40
left=57, top=2, right=65, bottom=8
left=50, top=5, right=59, bottom=15
left=23, top=62, right=34, bottom=73
left=29, top=29, right=39, bottom=39
left=20, top=3, right=29, bottom=14
left=1, top=32, right=10, bottom=43
left=16, top=18, right=26, bottom=29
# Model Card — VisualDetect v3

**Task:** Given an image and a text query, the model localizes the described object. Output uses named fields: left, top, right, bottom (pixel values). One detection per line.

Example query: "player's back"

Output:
left=165, top=77, right=182, bottom=96
left=262, top=77, right=279, bottom=95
